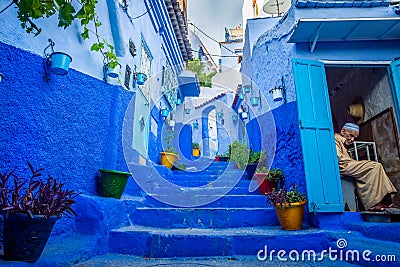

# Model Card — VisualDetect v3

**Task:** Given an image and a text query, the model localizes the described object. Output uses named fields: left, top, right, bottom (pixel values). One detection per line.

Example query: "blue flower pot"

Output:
left=251, top=97, right=259, bottom=106
left=243, top=85, right=251, bottom=93
left=161, top=109, right=169, bottom=118
left=239, top=93, right=244, bottom=100
left=136, top=72, right=147, bottom=85
left=176, top=98, right=182, bottom=105
left=50, top=52, right=72, bottom=75
left=232, top=115, right=238, bottom=121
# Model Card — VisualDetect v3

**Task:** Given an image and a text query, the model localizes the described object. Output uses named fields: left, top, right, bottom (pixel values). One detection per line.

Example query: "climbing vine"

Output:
left=1, top=0, right=118, bottom=68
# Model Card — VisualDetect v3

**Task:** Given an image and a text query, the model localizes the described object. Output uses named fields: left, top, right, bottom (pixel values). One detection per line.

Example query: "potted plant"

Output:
left=229, top=140, right=250, bottom=170
left=255, top=167, right=284, bottom=195
left=97, top=169, right=131, bottom=199
left=192, top=143, right=200, bottom=157
left=245, top=150, right=266, bottom=179
left=0, top=161, right=79, bottom=262
left=160, top=129, right=179, bottom=169
left=266, top=183, right=307, bottom=230
left=216, top=151, right=230, bottom=162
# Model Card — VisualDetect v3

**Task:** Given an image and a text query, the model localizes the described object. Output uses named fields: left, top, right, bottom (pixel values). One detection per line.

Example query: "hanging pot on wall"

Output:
left=135, top=72, right=148, bottom=85
left=49, top=52, right=72, bottom=75
left=106, top=63, right=121, bottom=78
left=272, top=87, right=283, bottom=102
left=250, top=97, right=259, bottom=107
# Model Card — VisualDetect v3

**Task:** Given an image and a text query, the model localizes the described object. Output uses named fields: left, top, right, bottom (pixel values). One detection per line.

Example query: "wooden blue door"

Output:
left=293, top=58, right=344, bottom=212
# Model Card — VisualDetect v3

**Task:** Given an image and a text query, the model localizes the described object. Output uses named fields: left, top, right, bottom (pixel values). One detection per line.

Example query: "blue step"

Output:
left=109, top=225, right=328, bottom=257
left=144, top=194, right=268, bottom=208
left=326, top=230, right=400, bottom=267
left=130, top=207, right=279, bottom=228
left=164, top=178, right=255, bottom=187
left=150, top=183, right=261, bottom=196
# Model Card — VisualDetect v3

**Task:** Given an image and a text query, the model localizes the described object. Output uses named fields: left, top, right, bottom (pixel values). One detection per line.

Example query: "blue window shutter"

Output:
left=292, top=58, right=344, bottom=212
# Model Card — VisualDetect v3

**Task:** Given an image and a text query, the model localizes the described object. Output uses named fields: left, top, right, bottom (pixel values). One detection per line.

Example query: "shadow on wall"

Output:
left=246, top=102, right=306, bottom=189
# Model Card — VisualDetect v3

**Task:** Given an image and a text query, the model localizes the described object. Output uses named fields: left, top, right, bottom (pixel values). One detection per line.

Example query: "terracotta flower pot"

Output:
left=255, top=173, right=278, bottom=195
left=274, top=201, right=307, bottom=230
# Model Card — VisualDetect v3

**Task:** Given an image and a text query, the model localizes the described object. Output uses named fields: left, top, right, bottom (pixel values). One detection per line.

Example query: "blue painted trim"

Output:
left=105, top=0, right=125, bottom=57
left=148, top=0, right=184, bottom=71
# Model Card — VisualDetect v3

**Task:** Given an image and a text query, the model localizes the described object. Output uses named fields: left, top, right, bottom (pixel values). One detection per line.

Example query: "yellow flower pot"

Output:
left=274, top=201, right=307, bottom=230
left=160, top=151, right=178, bottom=169
left=192, top=148, right=200, bottom=157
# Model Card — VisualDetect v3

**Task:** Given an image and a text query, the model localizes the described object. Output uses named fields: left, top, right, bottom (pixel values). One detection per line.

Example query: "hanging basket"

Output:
left=49, top=52, right=72, bottom=75
left=2, top=213, right=58, bottom=262
left=98, top=169, right=131, bottom=199
left=135, top=72, right=147, bottom=85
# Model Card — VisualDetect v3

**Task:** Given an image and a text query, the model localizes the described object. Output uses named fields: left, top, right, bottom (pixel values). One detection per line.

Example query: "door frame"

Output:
left=298, top=59, right=400, bottom=212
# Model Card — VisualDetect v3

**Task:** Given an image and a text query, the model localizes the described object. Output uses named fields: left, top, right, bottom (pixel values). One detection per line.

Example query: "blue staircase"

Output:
left=106, top=161, right=328, bottom=257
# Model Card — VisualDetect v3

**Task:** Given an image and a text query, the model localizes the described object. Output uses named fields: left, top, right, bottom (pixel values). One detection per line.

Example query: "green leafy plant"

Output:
left=3, top=0, right=118, bottom=69
left=248, top=150, right=266, bottom=164
left=0, top=161, right=79, bottom=219
left=266, top=183, right=307, bottom=208
left=229, top=140, right=250, bottom=169
left=186, top=59, right=217, bottom=87
left=164, top=129, right=177, bottom=155
left=192, top=143, right=200, bottom=149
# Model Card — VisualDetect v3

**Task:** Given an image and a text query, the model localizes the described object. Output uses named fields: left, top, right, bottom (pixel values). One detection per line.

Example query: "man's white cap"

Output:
left=342, top=122, right=359, bottom=133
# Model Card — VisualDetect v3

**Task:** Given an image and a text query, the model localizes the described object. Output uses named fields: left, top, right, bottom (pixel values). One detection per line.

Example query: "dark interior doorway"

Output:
left=326, top=66, right=400, bottom=208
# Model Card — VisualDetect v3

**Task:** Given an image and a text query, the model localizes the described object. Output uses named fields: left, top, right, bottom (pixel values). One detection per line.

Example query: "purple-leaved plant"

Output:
left=0, top=161, right=79, bottom=219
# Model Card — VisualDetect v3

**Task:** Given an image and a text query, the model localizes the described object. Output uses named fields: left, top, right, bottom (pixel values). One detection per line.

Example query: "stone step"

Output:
left=163, top=177, right=255, bottom=187
left=150, top=184, right=261, bottom=196
left=130, top=207, right=279, bottom=228
left=326, top=230, right=400, bottom=267
left=144, top=194, right=268, bottom=208
left=109, top=225, right=327, bottom=258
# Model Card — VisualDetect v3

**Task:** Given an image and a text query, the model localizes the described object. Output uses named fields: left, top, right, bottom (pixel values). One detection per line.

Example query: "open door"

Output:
left=293, top=58, right=344, bottom=212
left=390, top=58, right=400, bottom=130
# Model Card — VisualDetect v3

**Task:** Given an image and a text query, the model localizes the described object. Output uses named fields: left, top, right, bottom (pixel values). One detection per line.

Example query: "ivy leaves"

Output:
left=11, top=0, right=118, bottom=71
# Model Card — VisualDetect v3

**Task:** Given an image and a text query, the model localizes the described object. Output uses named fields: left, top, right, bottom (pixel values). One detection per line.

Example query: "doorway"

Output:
left=326, top=66, right=400, bottom=209
left=293, top=58, right=400, bottom=212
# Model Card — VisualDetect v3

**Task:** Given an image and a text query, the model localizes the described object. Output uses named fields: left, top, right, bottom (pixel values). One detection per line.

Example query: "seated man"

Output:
left=335, top=122, right=398, bottom=211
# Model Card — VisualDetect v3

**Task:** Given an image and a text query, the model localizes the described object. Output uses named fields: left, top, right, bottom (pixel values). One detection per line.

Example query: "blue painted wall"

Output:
left=242, top=7, right=400, bottom=196
left=0, top=42, right=138, bottom=236
left=246, top=102, right=305, bottom=190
